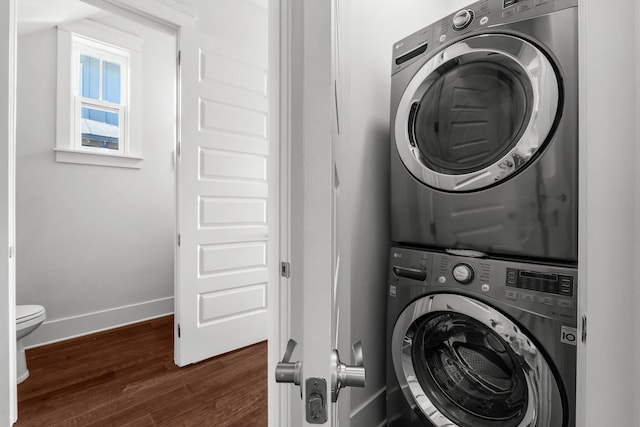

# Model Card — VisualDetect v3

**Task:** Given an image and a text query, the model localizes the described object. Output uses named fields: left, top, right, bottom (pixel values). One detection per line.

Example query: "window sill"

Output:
left=54, top=148, right=143, bottom=169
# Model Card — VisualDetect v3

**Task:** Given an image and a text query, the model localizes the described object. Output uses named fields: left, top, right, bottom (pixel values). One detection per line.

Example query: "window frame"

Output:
left=56, top=20, right=144, bottom=168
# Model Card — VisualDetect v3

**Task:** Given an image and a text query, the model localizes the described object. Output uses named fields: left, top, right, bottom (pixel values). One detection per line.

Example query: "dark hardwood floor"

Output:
left=16, top=315, right=268, bottom=426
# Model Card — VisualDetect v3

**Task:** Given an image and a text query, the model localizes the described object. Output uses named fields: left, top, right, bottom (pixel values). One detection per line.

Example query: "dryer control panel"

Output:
left=391, top=0, right=577, bottom=75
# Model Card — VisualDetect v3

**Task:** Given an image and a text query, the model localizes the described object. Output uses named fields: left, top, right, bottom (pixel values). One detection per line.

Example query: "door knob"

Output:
left=275, top=339, right=302, bottom=387
left=330, top=340, right=366, bottom=402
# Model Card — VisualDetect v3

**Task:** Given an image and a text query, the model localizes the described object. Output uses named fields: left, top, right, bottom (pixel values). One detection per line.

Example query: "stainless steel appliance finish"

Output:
left=386, top=246, right=577, bottom=426
left=390, top=0, right=578, bottom=262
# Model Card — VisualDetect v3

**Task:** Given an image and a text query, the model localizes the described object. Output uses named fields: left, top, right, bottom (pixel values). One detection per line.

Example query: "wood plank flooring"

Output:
left=15, top=315, right=267, bottom=427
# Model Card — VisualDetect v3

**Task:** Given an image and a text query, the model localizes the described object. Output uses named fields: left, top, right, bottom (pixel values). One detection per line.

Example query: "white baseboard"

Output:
left=22, top=296, right=174, bottom=349
left=351, top=386, right=387, bottom=427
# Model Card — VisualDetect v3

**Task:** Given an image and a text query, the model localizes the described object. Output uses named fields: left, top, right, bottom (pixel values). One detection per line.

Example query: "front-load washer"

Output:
left=390, top=0, right=578, bottom=262
left=386, top=246, right=577, bottom=426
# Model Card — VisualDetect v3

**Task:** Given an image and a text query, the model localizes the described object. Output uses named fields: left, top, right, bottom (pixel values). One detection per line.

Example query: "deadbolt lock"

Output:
left=305, top=377, right=327, bottom=424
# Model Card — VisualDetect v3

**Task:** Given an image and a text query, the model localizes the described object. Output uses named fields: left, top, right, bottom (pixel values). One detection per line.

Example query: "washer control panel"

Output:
left=389, top=247, right=577, bottom=319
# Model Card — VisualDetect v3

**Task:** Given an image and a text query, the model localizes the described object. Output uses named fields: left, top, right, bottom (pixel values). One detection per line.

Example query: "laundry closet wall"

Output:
left=345, top=0, right=640, bottom=424
left=578, top=0, right=640, bottom=425
left=16, top=14, right=176, bottom=346
left=343, top=1, right=471, bottom=424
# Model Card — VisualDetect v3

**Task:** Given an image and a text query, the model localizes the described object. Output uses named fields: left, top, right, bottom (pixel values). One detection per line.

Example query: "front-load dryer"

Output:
left=390, top=0, right=578, bottom=262
left=386, top=246, right=577, bottom=426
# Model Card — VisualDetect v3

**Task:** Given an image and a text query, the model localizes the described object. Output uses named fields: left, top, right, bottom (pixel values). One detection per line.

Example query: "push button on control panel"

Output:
left=557, top=299, right=573, bottom=308
left=538, top=296, right=555, bottom=306
left=521, top=293, right=535, bottom=302
left=517, top=2, right=532, bottom=13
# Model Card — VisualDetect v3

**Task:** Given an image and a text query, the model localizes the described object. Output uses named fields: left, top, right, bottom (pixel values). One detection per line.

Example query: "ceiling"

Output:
left=18, top=0, right=107, bottom=35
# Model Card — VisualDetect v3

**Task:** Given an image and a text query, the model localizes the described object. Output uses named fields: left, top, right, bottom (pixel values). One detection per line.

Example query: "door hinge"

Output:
left=177, top=50, right=181, bottom=66
left=281, top=261, right=291, bottom=278
left=177, top=234, right=181, bottom=247
left=177, top=324, right=181, bottom=338
left=176, top=141, right=181, bottom=157
left=8, top=246, right=13, bottom=258
left=581, top=314, right=587, bottom=343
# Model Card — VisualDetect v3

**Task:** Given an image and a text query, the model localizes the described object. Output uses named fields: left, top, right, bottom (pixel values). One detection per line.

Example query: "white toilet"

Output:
left=16, top=305, right=46, bottom=384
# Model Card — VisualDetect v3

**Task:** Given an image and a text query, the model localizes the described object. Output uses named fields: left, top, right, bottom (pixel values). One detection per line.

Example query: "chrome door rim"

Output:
left=394, top=33, right=560, bottom=192
left=391, top=293, right=558, bottom=426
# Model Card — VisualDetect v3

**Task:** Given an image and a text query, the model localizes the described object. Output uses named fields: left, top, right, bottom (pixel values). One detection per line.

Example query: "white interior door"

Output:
left=175, top=26, right=270, bottom=366
left=291, top=0, right=335, bottom=421
left=279, top=0, right=354, bottom=425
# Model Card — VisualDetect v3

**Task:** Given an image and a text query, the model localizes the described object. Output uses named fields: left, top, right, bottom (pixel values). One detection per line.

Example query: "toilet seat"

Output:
left=16, top=305, right=45, bottom=325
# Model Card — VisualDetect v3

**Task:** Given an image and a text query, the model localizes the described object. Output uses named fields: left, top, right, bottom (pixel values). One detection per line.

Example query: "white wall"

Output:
left=578, top=0, right=639, bottom=425
left=636, top=3, right=640, bottom=425
left=0, top=0, right=17, bottom=424
left=346, top=1, right=470, bottom=425
left=16, top=14, right=176, bottom=347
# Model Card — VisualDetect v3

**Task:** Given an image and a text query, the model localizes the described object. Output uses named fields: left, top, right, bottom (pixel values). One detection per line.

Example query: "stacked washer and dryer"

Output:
left=386, top=0, right=578, bottom=426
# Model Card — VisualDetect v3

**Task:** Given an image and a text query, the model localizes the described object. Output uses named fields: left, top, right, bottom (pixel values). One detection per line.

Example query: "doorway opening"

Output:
left=12, top=0, right=275, bottom=424
left=15, top=0, right=177, bottom=361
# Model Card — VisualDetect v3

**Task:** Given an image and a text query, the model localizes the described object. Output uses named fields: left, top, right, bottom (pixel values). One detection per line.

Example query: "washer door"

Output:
left=392, top=293, right=563, bottom=426
left=394, top=34, right=560, bottom=192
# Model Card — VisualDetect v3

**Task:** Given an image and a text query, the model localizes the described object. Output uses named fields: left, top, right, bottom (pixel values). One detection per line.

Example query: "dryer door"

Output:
left=394, top=34, right=560, bottom=192
left=391, top=293, right=563, bottom=426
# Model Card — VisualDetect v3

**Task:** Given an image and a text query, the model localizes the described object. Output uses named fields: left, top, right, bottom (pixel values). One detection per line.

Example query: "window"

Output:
left=76, top=40, right=128, bottom=154
left=56, top=20, right=144, bottom=168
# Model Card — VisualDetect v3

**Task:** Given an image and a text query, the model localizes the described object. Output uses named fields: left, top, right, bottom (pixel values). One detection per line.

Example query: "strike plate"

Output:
left=305, top=377, right=327, bottom=424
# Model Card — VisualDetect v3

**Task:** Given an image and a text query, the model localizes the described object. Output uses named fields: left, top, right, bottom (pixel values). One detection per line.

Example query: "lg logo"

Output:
left=561, top=326, right=577, bottom=346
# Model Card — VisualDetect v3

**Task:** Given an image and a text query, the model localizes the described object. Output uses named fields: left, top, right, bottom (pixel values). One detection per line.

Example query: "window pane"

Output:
left=102, top=61, right=121, bottom=104
left=81, top=106, right=120, bottom=150
left=79, top=54, right=100, bottom=100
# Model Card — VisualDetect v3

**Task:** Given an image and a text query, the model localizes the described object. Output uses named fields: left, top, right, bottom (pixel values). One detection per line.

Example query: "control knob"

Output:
left=452, top=263, right=474, bottom=284
left=452, top=9, right=474, bottom=31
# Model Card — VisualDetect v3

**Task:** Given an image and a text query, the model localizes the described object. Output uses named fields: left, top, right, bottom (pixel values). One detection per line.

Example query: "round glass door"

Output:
left=411, top=313, right=528, bottom=426
left=394, top=34, right=560, bottom=192
left=391, top=294, right=561, bottom=426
